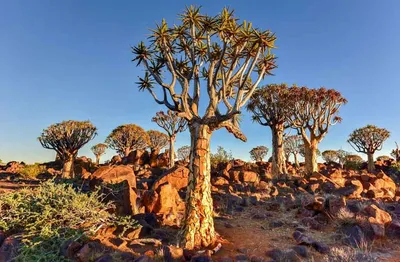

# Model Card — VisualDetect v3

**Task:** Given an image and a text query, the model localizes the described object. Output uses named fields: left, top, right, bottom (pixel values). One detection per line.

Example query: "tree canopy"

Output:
left=105, top=124, right=149, bottom=156
left=249, top=146, right=268, bottom=162
left=348, top=125, right=390, bottom=154
left=147, top=130, right=169, bottom=151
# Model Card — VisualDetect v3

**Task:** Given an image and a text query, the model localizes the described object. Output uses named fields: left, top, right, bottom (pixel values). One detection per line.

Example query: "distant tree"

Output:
left=38, top=120, right=97, bottom=178
left=249, top=146, right=269, bottom=162
left=286, top=87, right=347, bottom=173
left=284, top=135, right=302, bottom=167
left=376, top=155, right=392, bottom=161
left=344, top=154, right=364, bottom=170
left=336, top=149, right=350, bottom=168
left=177, top=145, right=191, bottom=162
left=299, top=145, right=321, bottom=158
left=322, top=150, right=338, bottom=164
left=91, top=143, right=108, bottom=165
left=132, top=6, right=277, bottom=249
left=152, top=111, right=187, bottom=168
left=105, top=124, right=150, bottom=157
left=210, top=146, right=233, bottom=169
left=348, top=125, right=390, bottom=172
left=390, top=142, right=400, bottom=162
left=147, top=130, right=169, bottom=164
left=247, top=84, right=291, bottom=176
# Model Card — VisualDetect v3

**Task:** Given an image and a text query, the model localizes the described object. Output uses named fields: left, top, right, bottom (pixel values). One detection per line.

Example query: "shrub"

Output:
left=210, top=146, right=233, bottom=169
left=344, top=154, right=364, bottom=170
left=0, top=181, right=138, bottom=261
left=324, top=246, right=376, bottom=262
left=19, top=163, right=49, bottom=179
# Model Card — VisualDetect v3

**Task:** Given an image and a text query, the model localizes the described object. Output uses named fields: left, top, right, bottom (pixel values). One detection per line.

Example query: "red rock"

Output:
left=152, top=166, right=189, bottom=191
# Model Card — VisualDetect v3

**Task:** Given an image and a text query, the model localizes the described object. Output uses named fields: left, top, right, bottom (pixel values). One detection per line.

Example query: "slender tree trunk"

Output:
left=180, top=123, right=216, bottom=250
left=304, top=139, right=319, bottom=173
left=293, top=153, right=299, bottom=168
left=62, top=155, right=75, bottom=179
left=169, top=135, right=176, bottom=168
left=95, top=155, right=100, bottom=165
left=367, top=152, right=375, bottom=172
left=271, top=125, right=287, bottom=177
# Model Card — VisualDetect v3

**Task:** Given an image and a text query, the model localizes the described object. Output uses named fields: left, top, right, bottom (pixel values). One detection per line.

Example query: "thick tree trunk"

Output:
left=180, top=123, right=216, bottom=250
left=62, top=156, right=75, bottom=179
left=304, top=139, right=318, bottom=174
left=367, top=152, right=375, bottom=172
left=293, top=153, right=299, bottom=168
left=169, top=135, right=176, bottom=168
left=271, top=125, right=287, bottom=177
left=95, top=155, right=100, bottom=165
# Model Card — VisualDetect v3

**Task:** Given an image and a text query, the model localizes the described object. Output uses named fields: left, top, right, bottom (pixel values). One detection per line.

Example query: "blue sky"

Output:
left=1, top=0, right=399, bottom=163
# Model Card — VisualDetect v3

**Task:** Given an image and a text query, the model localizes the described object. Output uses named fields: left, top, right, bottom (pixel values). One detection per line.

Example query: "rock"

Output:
left=303, top=195, right=325, bottom=212
left=327, top=195, right=346, bottom=215
left=234, top=254, right=248, bottom=261
left=95, top=255, right=114, bottom=262
left=190, top=254, right=213, bottom=262
left=110, top=155, right=122, bottom=165
left=327, top=170, right=346, bottom=187
left=301, top=217, right=322, bottom=230
left=291, top=246, right=309, bottom=258
left=0, top=236, right=20, bottom=262
left=162, top=245, right=184, bottom=261
left=212, top=176, right=229, bottom=186
left=60, top=240, right=83, bottom=259
left=125, top=150, right=150, bottom=166
left=152, top=166, right=189, bottom=191
left=266, top=249, right=301, bottom=262
left=270, top=221, right=284, bottom=228
left=364, top=204, right=392, bottom=225
left=240, top=171, right=259, bottom=184
left=342, top=225, right=366, bottom=247
left=77, top=243, right=93, bottom=262
left=134, top=255, right=154, bottom=262
left=293, top=231, right=329, bottom=254
left=0, top=231, right=6, bottom=247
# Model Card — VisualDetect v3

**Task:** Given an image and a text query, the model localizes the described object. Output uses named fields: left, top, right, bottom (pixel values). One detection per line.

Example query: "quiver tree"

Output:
left=348, top=125, right=390, bottom=172
left=321, top=150, right=338, bottom=164
left=152, top=110, right=187, bottom=168
left=247, top=84, right=291, bottom=176
left=284, top=135, right=302, bottom=167
left=132, top=6, right=276, bottom=249
left=147, top=130, right=169, bottom=165
left=105, top=124, right=150, bottom=157
left=91, top=143, right=108, bottom=165
left=249, top=146, right=268, bottom=162
left=336, top=149, right=349, bottom=168
left=177, top=145, right=191, bottom=162
left=390, top=142, right=400, bottom=162
left=287, top=86, right=347, bottom=174
left=38, top=120, right=97, bottom=178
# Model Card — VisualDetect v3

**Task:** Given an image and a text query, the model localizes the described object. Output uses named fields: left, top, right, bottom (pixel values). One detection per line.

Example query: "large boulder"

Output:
left=152, top=166, right=189, bottom=191
left=364, top=204, right=392, bottom=237
left=89, top=166, right=137, bottom=215
left=124, top=150, right=150, bottom=166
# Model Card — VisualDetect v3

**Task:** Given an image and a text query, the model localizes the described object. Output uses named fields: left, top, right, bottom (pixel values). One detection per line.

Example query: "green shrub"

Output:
left=0, top=181, right=138, bottom=261
left=19, top=163, right=48, bottom=179
left=210, top=146, right=233, bottom=169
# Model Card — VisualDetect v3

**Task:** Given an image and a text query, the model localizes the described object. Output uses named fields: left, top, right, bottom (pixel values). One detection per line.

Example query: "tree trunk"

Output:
left=124, top=148, right=132, bottom=158
left=271, top=125, right=287, bottom=177
left=304, top=139, right=318, bottom=174
left=62, top=156, right=75, bottom=179
left=169, top=135, right=176, bottom=168
left=180, top=123, right=216, bottom=250
left=95, top=155, right=100, bottom=165
left=293, top=153, right=299, bottom=168
left=367, top=152, right=375, bottom=172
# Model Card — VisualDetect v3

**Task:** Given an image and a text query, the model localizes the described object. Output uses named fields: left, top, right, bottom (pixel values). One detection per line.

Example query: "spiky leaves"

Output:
left=105, top=124, right=150, bottom=157
left=347, top=125, right=390, bottom=172
left=249, top=146, right=268, bottom=162
left=132, top=6, right=277, bottom=140
left=152, top=110, right=187, bottom=138
left=147, top=130, right=169, bottom=151
left=38, top=120, right=97, bottom=178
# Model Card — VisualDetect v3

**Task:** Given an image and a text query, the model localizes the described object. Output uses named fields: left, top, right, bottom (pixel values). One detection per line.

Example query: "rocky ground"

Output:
left=1, top=154, right=400, bottom=261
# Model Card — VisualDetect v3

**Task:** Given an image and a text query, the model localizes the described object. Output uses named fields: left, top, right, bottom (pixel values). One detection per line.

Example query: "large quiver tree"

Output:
left=247, top=84, right=291, bottom=176
left=38, top=120, right=97, bottom=178
left=132, top=6, right=276, bottom=249
left=152, top=110, right=187, bottom=168
left=105, top=124, right=150, bottom=158
left=91, top=143, right=108, bottom=165
left=347, top=125, right=390, bottom=172
left=287, top=86, right=347, bottom=174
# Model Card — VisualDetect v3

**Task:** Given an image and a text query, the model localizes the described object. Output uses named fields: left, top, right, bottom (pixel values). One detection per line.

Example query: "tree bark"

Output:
left=169, top=135, right=176, bottom=168
left=124, top=148, right=132, bottom=158
left=62, top=156, right=75, bottom=179
left=293, top=153, right=299, bottom=168
left=95, top=155, right=100, bottom=166
left=271, top=125, right=287, bottom=177
left=304, top=139, right=318, bottom=174
left=367, top=152, right=375, bottom=172
left=180, top=123, right=216, bottom=249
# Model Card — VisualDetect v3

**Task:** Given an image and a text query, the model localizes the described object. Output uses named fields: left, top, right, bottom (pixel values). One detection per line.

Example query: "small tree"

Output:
left=177, top=145, right=191, bottom=162
left=247, top=84, right=291, bottom=176
left=147, top=130, right=169, bottom=165
left=344, top=154, right=364, bottom=170
left=91, top=143, right=108, bottom=165
left=390, top=142, right=400, bottom=162
left=152, top=111, right=187, bottom=168
left=210, top=146, right=233, bottom=169
left=286, top=86, right=347, bottom=173
left=284, top=135, right=302, bottom=167
left=322, top=150, right=338, bottom=164
left=347, top=125, right=390, bottom=172
left=38, top=120, right=97, bottom=178
left=105, top=124, right=150, bottom=157
left=132, top=6, right=276, bottom=249
left=249, top=146, right=268, bottom=162
left=336, top=149, right=349, bottom=168
left=376, top=155, right=392, bottom=161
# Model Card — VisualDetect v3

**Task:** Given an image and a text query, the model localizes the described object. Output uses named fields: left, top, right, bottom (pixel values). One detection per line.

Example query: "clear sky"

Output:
left=1, top=0, right=400, bottom=164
